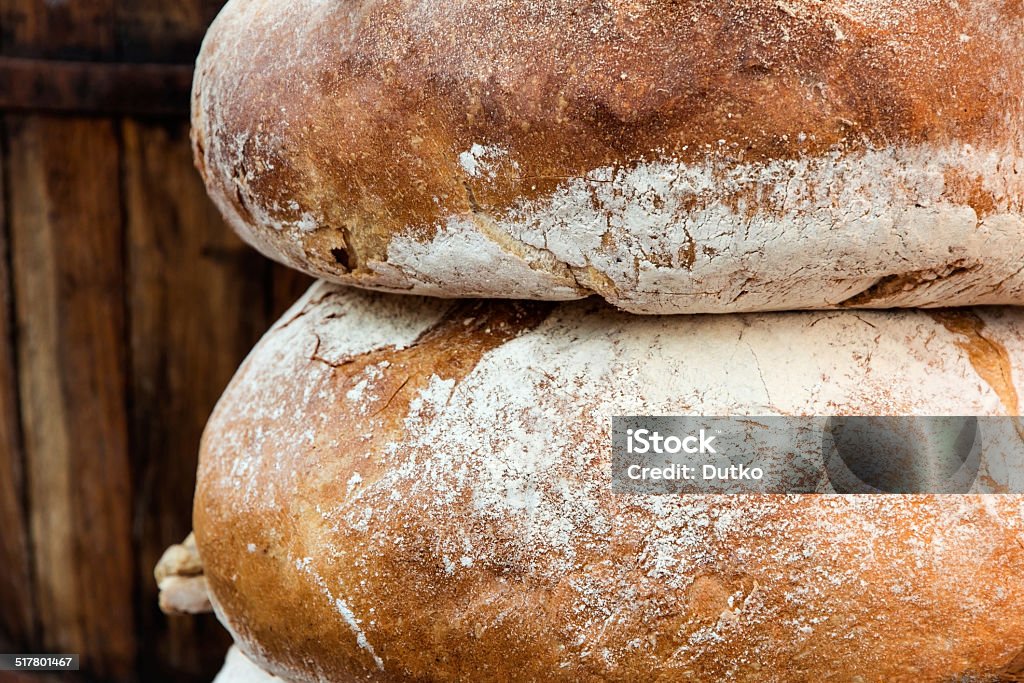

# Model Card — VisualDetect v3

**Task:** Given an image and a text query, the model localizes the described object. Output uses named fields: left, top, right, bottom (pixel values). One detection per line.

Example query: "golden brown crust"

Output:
left=192, top=0, right=1024, bottom=312
left=195, top=283, right=1024, bottom=682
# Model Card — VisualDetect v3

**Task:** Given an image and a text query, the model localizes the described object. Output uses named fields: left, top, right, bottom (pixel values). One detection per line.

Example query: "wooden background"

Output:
left=0, top=2, right=311, bottom=681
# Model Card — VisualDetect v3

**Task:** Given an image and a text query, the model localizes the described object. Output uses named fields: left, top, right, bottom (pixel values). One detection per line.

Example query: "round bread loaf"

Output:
left=192, top=0, right=1024, bottom=313
left=195, top=282, right=1024, bottom=682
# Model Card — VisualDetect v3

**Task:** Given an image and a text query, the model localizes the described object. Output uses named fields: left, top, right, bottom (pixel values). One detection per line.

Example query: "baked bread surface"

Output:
left=192, top=0, right=1024, bottom=312
left=195, top=282, right=1024, bottom=682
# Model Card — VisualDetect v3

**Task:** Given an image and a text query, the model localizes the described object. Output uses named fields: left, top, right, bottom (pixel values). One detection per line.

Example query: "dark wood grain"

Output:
left=0, top=1, right=306, bottom=680
left=7, top=115, right=135, bottom=681
left=0, top=0, right=117, bottom=60
left=122, top=118, right=263, bottom=682
left=114, top=0, right=224, bottom=63
left=3, top=3, right=135, bottom=679
left=0, top=57, right=193, bottom=115
left=0, top=113, right=35, bottom=654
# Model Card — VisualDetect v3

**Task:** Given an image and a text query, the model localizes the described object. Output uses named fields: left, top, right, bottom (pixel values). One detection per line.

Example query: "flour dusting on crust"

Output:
left=197, top=285, right=1024, bottom=682
left=193, top=0, right=1024, bottom=313
left=371, top=142, right=1024, bottom=312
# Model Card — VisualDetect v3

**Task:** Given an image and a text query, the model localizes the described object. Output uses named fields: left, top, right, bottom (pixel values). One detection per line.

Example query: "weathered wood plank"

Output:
left=114, top=0, right=224, bottom=63
left=0, top=57, right=193, bottom=116
left=0, top=0, right=117, bottom=60
left=7, top=115, right=135, bottom=681
left=0, top=115, right=35, bottom=652
left=122, top=119, right=265, bottom=681
left=3, top=1, right=138, bottom=678
left=3, top=2, right=135, bottom=677
left=1, top=1, right=259, bottom=679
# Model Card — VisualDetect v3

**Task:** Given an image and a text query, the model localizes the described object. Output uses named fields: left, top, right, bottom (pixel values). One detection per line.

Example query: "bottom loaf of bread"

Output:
left=195, top=282, right=1024, bottom=682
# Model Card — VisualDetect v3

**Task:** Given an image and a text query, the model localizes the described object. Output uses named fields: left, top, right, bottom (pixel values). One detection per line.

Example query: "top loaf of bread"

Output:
left=192, top=0, right=1024, bottom=314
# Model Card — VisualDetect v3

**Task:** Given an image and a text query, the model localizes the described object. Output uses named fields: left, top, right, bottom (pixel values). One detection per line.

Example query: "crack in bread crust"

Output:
left=196, top=284, right=1024, bottom=683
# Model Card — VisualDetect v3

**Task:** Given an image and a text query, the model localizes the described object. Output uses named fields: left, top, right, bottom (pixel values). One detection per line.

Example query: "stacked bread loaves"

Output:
left=166, top=0, right=1024, bottom=681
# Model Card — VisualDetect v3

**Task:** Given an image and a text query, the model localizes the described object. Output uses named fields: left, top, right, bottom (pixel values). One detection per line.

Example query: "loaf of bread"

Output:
left=192, top=0, right=1024, bottom=313
left=194, top=282, right=1024, bottom=682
